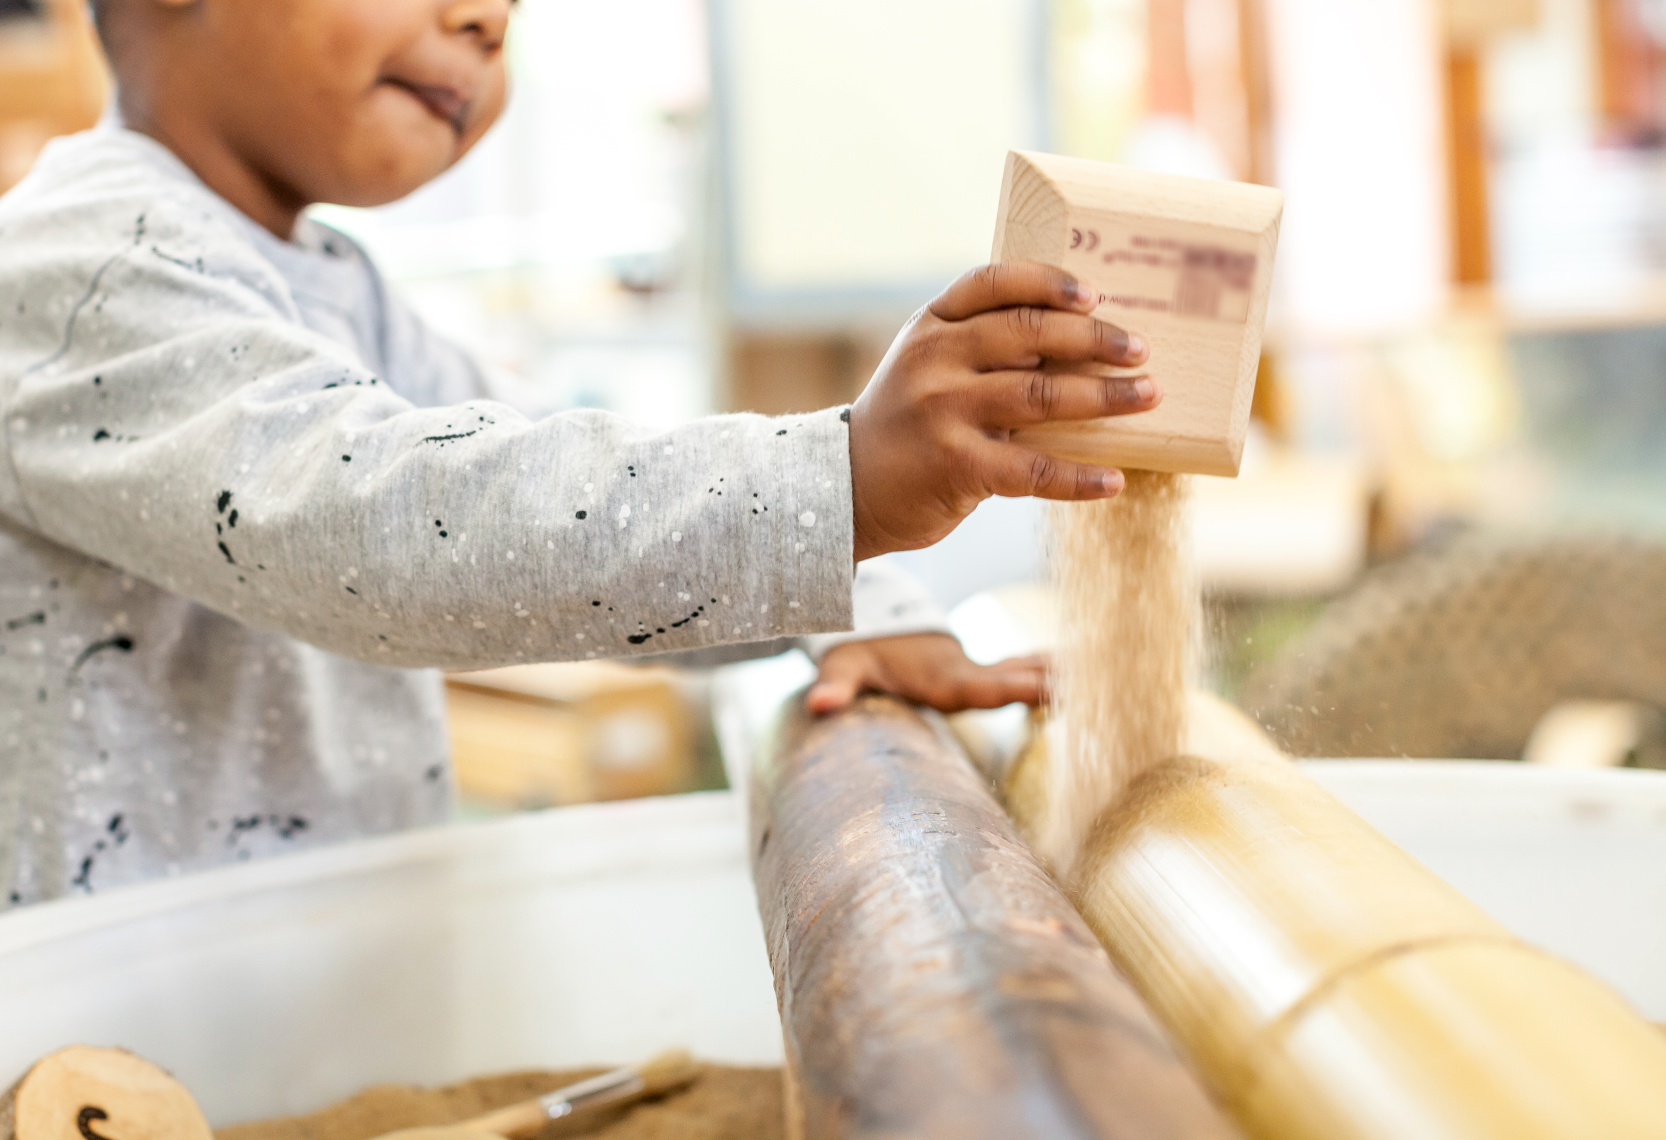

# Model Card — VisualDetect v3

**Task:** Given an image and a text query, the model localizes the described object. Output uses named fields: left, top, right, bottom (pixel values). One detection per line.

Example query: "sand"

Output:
left=1042, top=471, right=1196, bottom=881
left=216, top=1066, right=784, bottom=1140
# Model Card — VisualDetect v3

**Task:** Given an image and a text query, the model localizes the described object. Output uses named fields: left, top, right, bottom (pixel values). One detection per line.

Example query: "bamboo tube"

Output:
left=751, top=694, right=1241, bottom=1140
left=1012, top=697, right=1666, bottom=1139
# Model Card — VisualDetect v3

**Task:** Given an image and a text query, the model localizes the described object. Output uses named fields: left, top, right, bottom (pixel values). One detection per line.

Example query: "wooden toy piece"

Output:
left=752, top=693, right=1241, bottom=1140
left=0, top=1047, right=212, bottom=1140
left=458, top=1050, right=698, bottom=1139
left=1008, top=698, right=1666, bottom=1140
left=993, top=151, right=1283, bottom=477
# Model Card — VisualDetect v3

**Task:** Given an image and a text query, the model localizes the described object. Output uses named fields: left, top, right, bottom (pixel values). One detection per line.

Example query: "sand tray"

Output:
left=215, top=1067, right=783, bottom=1140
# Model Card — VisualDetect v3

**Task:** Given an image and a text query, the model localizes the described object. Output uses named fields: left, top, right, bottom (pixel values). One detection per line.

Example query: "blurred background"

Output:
left=7, top=0, right=1666, bottom=801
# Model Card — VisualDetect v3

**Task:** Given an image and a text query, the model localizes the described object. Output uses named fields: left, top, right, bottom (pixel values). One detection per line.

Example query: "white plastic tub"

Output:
left=1, top=761, right=1662, bottom=1127
left=0, top=791, right=782, bottom=1125
left=1303, top=759, right=1666, bottom=1022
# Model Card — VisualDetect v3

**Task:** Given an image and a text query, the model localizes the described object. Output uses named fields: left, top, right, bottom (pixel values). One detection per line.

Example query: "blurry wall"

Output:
left=710, top=0, right=1047, bottom=335
left=0, top=0, right=105, bottom=192
left=314, top=0, right=715, bottom=432
left=1264, top=0, right=1451, bottom=335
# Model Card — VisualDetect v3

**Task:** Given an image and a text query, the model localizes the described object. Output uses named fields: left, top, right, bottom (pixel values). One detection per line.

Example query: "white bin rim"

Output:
left=0, top=790, right=784, bottom=1125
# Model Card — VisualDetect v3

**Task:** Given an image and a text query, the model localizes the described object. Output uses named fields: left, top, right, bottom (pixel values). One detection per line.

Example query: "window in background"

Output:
left=1048, top=0, right=1148, bottom=162
left=312, top=0, right=713, bottom=430
left=709, top=0, right=1048, bottom=327
left=706, top=0, right=1050, bottom=435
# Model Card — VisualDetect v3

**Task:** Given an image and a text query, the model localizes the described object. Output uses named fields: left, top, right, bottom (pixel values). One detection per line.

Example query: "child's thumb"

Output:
left=806, top=675, right=862, bottom=714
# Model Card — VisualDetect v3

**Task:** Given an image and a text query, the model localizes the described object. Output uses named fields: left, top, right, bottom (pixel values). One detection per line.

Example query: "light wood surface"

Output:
left=0, top=1048, right=211, bottom=1140
left=751, top=694, right=1241, bottom=1140
left=1443, top=0, right=1541, bottom=44
left=993, top=151, right=1282, bottom=477
left=1013, top=701, right=1666, bottom=1138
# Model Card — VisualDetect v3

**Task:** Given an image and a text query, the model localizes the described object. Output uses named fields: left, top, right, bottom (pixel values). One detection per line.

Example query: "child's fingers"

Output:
left=958, top=307, right=1147, bottom=371
left=924, top=660, right=1047, bottom=711
left=807, top=648, right=874, bottom=714
left=967, top=661, right=1048, bottom=708
left=976, top=441, right=1126, bottom=502
left=928, top=263, right=1098, bottom=323
left=976, top=369, right=1160, bottom=427
left=994, top=653, right=1051, bottom=674
left=806, top=674, right=863, bottom=714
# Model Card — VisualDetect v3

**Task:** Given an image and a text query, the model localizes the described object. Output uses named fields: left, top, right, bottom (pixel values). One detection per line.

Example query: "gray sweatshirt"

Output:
left=0, top=127, right=945, bottom=907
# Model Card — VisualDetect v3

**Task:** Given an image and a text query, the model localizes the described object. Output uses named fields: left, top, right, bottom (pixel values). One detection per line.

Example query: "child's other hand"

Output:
left=806, top=633, right=1048, bottom=715
left=848, top=262, right=1159, bottom=562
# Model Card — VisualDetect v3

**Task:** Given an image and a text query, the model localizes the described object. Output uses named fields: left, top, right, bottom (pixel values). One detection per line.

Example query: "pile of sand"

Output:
left=216, top=1066, right=784, bottom=1140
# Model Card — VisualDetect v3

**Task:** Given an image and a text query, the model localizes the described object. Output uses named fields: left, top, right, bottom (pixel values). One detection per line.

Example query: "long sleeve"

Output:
left=803, top=557, right=953, bottom=660
left=0, top=154, right=855, bottom=673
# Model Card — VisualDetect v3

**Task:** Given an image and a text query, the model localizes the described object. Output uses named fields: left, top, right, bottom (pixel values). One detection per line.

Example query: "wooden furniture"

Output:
left=1441, top=0, right=1544, bottom=286
left=1244, top=535, right=1666, bottom=761
left=1444, top=46, right=1492, bottom=285
left=0, top=1048, right=211, bottom=1140
left=1009, top=696, right=1666, bottom=1139
left=446, top=663, right=697, bottom=809
left=993, top=152, right=1283, bottom=476
left=749, top=694, right=1240, bottom=1140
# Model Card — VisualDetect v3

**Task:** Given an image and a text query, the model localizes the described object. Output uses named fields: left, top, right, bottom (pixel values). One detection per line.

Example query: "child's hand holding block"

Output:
left=993, top=151, right=1284, bottom=478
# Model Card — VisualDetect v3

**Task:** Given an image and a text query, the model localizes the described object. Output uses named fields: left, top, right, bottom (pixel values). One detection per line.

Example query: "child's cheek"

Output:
left=460, top=73, right=511, bottom=157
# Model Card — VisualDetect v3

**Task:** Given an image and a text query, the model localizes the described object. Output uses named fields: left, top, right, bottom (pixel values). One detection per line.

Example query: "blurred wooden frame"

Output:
left=1439, top=0, right=1544, bottom=287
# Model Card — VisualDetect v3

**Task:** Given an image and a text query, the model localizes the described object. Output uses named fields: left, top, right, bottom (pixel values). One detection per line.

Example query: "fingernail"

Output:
left=1134, top=377, right=1156, bottom=403
left=1101, top=470, right=1125, bottom=496
left=1075, top=279, right=1098, bottom=307
left=1126, top=332, right=1147, bottom=358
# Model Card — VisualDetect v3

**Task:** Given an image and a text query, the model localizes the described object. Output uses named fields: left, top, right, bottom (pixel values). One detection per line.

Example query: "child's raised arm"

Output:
left=1, top=191, right=1154, bottom=674
left=0, top=192, right=856, bottom=669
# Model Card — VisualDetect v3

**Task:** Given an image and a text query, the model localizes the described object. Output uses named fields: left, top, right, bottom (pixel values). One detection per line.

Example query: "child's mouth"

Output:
left=382, top=78, right=470, bottom=136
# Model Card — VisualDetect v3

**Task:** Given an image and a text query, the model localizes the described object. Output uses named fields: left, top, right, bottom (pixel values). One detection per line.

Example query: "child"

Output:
left=0, top=0, right=1156, bottom=905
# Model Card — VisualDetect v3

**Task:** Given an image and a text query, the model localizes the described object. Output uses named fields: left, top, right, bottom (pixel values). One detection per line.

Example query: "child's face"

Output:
left=185, top=0, right=512, bottom=209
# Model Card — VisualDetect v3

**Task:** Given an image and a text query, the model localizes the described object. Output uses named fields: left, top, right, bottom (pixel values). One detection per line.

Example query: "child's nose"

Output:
left=440, top=0, right=512, bottom=51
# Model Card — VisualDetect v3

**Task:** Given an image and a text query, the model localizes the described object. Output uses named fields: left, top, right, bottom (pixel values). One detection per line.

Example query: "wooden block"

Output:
left=0, top=1048, right=211, bottom=1140
left=993, top=151, right=1283, bottom=477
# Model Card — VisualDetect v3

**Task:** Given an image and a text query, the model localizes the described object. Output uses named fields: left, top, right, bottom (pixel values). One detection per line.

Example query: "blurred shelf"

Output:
left=446, top=662, right=700, bottom=812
